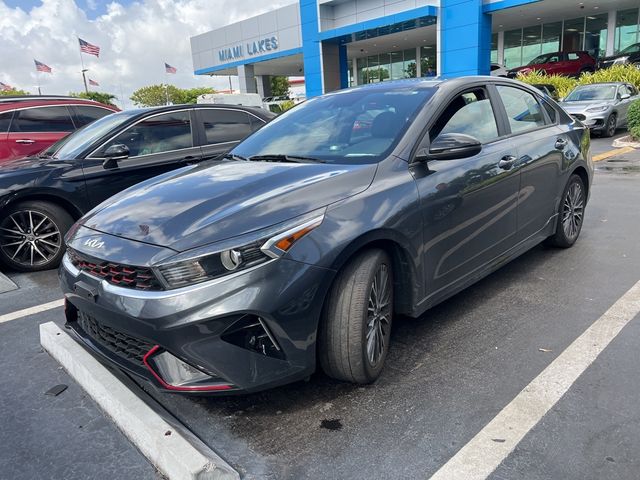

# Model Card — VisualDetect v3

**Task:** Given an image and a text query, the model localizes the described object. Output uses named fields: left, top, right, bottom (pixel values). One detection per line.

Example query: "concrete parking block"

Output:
left=39, top=321, right=240, bottom=480
left=0, top=272, right=17, bottom=294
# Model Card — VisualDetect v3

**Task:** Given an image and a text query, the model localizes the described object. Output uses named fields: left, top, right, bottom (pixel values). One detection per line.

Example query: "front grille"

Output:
left=68, top=248, right=163, bottom=291
left=571, top=114, right=586, bottom=121
left=77, top=310, right=154, bottom=365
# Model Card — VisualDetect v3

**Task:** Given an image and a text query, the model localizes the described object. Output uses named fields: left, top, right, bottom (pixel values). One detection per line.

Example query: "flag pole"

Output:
left=78, top=38, right=89, bottom=94
left=164, top=68, right=169, bottom=105
left=36, top=69, right=42, bottom=95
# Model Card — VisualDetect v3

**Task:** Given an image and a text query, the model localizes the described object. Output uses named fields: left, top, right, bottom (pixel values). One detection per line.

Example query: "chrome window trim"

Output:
left=86, top=108, right=194, bottom=159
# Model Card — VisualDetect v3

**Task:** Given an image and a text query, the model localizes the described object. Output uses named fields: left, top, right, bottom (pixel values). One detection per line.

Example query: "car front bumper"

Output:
left=59, top=249, right=335, bottom=394
left=567, top=110, right=611, bottom=131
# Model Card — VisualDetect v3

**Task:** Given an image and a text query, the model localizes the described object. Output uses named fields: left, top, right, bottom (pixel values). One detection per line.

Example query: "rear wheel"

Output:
left=602, top=113, right=617, bottom=138
left=319, top=249, right=393, bottom=384
left=546, top=174, right=586, bottom=248
left=0, top=201, right=73, bottom=272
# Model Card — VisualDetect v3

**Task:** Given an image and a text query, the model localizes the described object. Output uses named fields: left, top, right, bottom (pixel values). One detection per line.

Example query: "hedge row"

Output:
left=516, top=64, right=640, bottom=100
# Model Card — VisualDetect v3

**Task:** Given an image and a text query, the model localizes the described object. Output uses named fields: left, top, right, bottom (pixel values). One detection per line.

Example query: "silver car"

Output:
left=560, top=82, right=640, bottom=137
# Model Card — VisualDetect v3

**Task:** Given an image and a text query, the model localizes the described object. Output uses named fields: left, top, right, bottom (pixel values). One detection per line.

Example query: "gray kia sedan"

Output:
left=59, top=77, right=593, bottom=394
left=560, top=82, right=640, bottom=137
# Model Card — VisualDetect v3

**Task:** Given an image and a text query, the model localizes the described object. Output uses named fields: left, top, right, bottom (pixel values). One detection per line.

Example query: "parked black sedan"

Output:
left=0, top=104, right=274, bottom=272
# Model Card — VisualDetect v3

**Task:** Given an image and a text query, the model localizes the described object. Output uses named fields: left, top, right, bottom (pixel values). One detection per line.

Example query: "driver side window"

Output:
left=97, top=111, right=192, bottom=158
left=430, top=89, right=500, bottom=144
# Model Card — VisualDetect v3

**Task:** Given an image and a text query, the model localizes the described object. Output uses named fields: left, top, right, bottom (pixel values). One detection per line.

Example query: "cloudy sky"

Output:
left=0, top=0, right=291, bottom=108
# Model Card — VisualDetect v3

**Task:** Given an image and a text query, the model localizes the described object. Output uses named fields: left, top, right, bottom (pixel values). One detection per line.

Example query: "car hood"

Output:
left=560, top=101, right=612, bottom=113
left=82, top=160, right=377, bottom=252
left=0, top=156, right=55, bottom=172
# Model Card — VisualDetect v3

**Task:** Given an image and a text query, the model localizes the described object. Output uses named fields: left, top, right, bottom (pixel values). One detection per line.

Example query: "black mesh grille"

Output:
left=77, top=310, right=154, bottom=365
left=68, top=248, right=163, bottom=291
left=572, top=114, right=586, bottom=121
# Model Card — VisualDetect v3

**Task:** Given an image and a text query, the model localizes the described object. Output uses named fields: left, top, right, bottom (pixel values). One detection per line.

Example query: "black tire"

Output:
left=546, top=174, right=586, bottom=248
left=602, top=113, right=617, bottom=138
left=319, top=249, right=393, bottom=384
left=0, top=201, right=73, bottom=272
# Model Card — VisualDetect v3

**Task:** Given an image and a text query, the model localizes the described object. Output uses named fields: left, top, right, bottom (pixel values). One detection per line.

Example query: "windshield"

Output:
left=51, top=110, right=139, bottom=159
left=564, top=85, right=617, bottom=102
left=528, top=53, right=560, bottom=65
left=619, top=43, right=640, bottom=55
left=232, top=85, right=436, bottom=165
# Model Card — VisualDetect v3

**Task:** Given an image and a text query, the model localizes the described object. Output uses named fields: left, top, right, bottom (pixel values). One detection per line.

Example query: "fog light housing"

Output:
left=143, top=346, right=234, bottom=392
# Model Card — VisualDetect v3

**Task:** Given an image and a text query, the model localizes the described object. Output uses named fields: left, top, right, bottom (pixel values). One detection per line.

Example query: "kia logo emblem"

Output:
left=84, top=238, right=105, bottom=249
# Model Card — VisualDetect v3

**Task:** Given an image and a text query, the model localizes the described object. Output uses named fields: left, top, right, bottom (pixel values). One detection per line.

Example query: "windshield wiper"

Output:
left=249, top=154, right=325, bottom=164
left=222, top=153, right=248, bottom=161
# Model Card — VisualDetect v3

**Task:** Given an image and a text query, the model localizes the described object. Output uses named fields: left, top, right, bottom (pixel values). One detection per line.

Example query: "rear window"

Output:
left=73, top=105, right=113, bottom=127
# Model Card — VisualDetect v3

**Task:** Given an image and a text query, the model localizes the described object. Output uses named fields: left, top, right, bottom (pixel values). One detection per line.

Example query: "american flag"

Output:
left=34, top=59, right=52, bottom=73
left=89, top=78, right=99, bottom=86
left=165, top=63, right=177, bottom=74
left=0, top=81, right=12, bottom=91
left=79, top=38, right=100, bottom=57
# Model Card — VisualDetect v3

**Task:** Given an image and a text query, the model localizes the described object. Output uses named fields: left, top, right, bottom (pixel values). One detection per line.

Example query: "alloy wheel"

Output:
left=561, top=182, right=584, bottom=241
left=606, top=115, right=616, bottom=137
left=0, top=210, right=62, bottom=267
left=366, top=263, right=392, bottom=366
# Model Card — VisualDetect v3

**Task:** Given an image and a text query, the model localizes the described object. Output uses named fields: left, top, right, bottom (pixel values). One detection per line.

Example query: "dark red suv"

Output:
left=0, top=96, right=118, bottom=163
left=508, top=51, right=596, bottom=78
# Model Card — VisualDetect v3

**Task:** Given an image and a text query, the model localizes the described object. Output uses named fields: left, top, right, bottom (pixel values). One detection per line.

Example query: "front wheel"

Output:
left=546, top=174, right=586, bottom=248
left=602, top=114, right=617, bottom=138
left=319, top=249, right=394, bottom=384
left=0, top=201, right=73, bottom=272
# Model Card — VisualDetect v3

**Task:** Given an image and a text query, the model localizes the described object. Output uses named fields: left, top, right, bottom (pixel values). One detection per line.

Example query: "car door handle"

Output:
left=498, top=155, right=517, bottom=170
left=15, top=139, right=36, bottom=144
left=183, top=155, right=199, bottom=164
left=555, top=138, right=568, bottom=150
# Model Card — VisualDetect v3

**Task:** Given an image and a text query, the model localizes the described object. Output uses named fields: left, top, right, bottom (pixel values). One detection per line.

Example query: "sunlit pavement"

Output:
left=1, top=138, right=639, bottom=480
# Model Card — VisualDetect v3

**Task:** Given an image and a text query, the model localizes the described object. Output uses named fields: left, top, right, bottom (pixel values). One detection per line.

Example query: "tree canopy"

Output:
left=69, top=91, right=118, bottom=106
left=0, top=88, right=30, bottom=96
left=270, top=76, right=290, bottom=97
left=130, top=84, right=215, bottom=107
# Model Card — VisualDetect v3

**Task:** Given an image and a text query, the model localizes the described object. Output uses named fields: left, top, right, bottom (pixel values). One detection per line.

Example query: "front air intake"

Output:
left=221, top=315, right=284, bottom=359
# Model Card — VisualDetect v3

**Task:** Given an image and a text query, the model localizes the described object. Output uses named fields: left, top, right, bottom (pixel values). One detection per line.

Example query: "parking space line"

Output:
left=40, top=321, right=240, bottom=480
left=0, top=299, right=64, bottom=325
left=429, top=280, right=640, bottom=480
left=593, top=146, right=635, bottom=163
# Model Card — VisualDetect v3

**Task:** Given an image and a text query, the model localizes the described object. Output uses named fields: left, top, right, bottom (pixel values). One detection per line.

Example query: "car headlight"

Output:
left=586, top=105, right=609, bottom=113
left=613, top=56, right=629, bottom=65
left=154, top=211, right=325, bottom=289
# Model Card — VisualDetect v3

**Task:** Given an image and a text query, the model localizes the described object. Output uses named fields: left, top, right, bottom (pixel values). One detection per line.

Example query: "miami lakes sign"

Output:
left=218, top=36, right=279, bottom=62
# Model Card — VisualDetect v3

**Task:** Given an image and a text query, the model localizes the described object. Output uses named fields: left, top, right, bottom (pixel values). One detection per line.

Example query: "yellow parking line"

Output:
left=593, top=146, right=635, bottom=163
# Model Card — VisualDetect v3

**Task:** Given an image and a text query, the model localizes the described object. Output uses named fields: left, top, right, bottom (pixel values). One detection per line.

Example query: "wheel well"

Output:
left=572, top=166, right=590, bottom=196
left=2, top=194, right=82, bottom=221
left=332, top=239, right=416, bottom=317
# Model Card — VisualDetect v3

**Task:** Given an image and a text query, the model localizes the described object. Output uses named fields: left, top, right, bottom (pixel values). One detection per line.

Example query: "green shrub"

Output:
left=515, top=71, right=578, bottom=99
left=577, top=64, right=640, bottom=91
left=629, top=99, right=640, bottom=140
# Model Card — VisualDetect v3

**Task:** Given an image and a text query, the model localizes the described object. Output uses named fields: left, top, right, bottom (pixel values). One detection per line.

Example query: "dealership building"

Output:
left=190, top=0, right=640, bottom=98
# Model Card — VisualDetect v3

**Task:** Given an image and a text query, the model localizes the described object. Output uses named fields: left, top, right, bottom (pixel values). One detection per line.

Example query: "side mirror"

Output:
left=416, top=133, right=482, bottom=162
left=102, top=144, right=129, bottom=169
left=620, top=93, right=631, bottom=100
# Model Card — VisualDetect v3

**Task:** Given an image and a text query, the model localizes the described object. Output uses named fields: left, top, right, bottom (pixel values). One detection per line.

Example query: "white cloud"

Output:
left=0, top=0, right=292, bottom=108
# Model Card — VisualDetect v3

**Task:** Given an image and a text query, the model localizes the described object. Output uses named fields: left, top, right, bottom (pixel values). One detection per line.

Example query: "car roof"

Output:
left=119, top=103, right=275, bottom=119
left=0, top=97, right=118, bottom=112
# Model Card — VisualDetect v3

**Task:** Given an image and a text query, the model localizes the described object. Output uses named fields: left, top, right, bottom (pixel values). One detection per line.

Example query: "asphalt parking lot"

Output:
left=1, top=133, right=639, bottom=480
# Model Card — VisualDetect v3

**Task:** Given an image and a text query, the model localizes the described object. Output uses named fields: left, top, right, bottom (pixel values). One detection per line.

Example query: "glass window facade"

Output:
left=491, top=33, right=498, bottom=64
left=356, top=49, right=420, bottom=84
left=585, top=14, right=608, bottom=59
left=615, top=8, right=640, bottom=53
left=500, top=14, right=616, bottom=68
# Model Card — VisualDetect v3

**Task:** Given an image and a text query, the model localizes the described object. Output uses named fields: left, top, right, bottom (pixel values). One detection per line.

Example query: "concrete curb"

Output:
left=612, top=135, right=640, bottom=149
left=40, top=321, right=240, bottom=480
left=0, top=271, right=17, bottom=294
